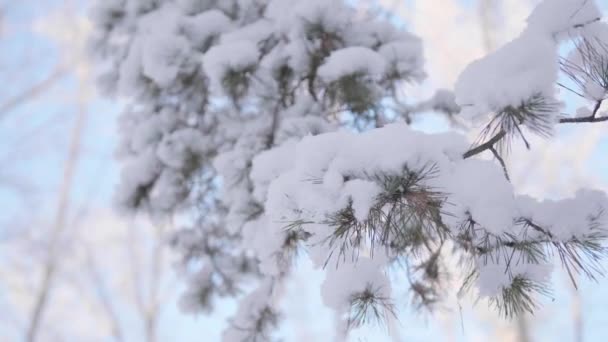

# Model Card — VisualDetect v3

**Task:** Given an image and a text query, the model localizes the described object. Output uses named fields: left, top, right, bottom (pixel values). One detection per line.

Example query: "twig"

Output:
left=462, top=131, right=506, bottom=159
left=85, top=250, right=126, bottom=342
left=557, top=82, right=585, bottom=98
left=490, top=146, right=510, bottom=181
left=591, top=99, right=603, bottom=118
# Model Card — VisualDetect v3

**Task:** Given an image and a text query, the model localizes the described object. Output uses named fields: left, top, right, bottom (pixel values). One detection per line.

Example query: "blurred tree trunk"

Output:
left=25, top=81, right=86, bottom=342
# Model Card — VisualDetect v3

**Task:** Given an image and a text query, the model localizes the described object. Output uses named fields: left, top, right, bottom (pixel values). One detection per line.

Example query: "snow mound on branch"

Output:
left=321, top=256, right=391, bottom=311
left=254, top=123, right=608, bottom=298
left=455, top=0, right=601, bottom=125
left=202, top=41, right=259, bottom=88
left=181, top=10, right=233, bottom=48
left=318, top=47, right=388, bottom=82
left=527, top=0, right=601, bottom=36
left=142, top=34, right=190, bottom=87
left=455, top=32, right=559, bottom=123
left=378, top=40, right=426, bottom=80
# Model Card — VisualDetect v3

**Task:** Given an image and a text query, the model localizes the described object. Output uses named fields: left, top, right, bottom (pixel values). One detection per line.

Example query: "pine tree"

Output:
left=90, top=0, right=608, bottom=340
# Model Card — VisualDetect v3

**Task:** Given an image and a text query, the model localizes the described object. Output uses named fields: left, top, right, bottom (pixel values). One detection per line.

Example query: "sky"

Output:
left=1, top=0, right=608, bottom=341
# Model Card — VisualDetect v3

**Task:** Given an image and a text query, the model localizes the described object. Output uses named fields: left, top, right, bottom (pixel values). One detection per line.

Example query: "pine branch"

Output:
left=456, top=213, right=608, bottom=300
left=347, top=284, right=396, bottom=330
left=322, top=164, right=448, bottom=264
left=274, top=224, right=312, bottom=275
left=560, top=36, right=608, bottom=101
left=464, top=98, right=606, bottom=160
left=231, top=306, right=280, bottom=342
left=490, top=276, right=551, bottom=318
left=405, top=247, right=445, bottom=311
left=560, top=99, right=605, bottom=123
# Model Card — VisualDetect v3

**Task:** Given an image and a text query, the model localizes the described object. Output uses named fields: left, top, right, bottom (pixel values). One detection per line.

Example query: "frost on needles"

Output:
left=90, top=0, right=608, bottom=340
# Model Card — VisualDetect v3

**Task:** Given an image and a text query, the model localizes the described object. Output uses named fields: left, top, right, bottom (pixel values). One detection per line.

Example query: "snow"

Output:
left=576, top=106, right=592, bottom=118
left=149, top=169, right=187, bottom=211
left=117, top=40, right=144, bottom=95
left=428, top=89, right=460, bottom=112
left=115, top=148, right=162, bottom=209
left=202, top=41, right=259, bottom=89
left=220, top=19, right=274, bottom=45
left=444, top=160, right=516, bottom=235
left=455, top=31, right=559, bottom=125
left=181, top=10, right=233, bottom=49
left=455, top=0, right=603, bottom=129
left=250, top=140, right=297, bottom=204
left=318, top=47, right=387, bottom=82
left=527, top=0, right=601, bottom=37
left=476, top=259, right=553, bottom=297
left=222, top=279, right=277, bottom=342
left=176, top=0, right=217, bottom=14
left=516, top=189, right=608, bottom=240
left=141, top=33, right=190, bottom=87
left=321, top=256, right=391, bottom=312
left=565, top=21, right=608, bottom=101
left=156, top=128, right=207, bottom=169
left=341, top=180, right=382, bottom=222
left=378, top=40, right=426, bottom=81
left=270, top=0, right=351, bottom=37
left=128, top=112, right=166, bottom=154
left=257, top=123, right=608, bottom=297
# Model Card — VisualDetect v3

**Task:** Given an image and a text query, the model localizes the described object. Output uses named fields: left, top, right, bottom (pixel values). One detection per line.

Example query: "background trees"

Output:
left=88, top=0, right=608, bottom=340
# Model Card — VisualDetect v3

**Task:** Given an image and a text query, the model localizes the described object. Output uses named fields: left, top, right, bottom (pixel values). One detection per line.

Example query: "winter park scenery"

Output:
left=3, top=0, right=608, bottom=341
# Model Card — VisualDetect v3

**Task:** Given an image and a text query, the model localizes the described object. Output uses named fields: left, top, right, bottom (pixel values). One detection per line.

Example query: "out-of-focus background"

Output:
left=1, top=0, right=607, bottom=341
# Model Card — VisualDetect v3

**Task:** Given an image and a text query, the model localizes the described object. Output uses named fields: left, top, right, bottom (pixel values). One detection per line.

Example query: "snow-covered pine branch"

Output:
left=90, top=0, right=608, bottom=340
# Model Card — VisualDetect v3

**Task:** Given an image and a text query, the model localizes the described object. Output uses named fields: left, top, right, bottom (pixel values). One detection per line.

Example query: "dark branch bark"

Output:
left=266, top=101, right=283, bottom=148
left=560, top=99, right=605, bottom=123
left=572, top=17, right=600, bottom=29
left=462, top=131, right=506, bottom=159
left=522, top=219, right=554, bottom=239
left=559, top=116, right=608, bottom=123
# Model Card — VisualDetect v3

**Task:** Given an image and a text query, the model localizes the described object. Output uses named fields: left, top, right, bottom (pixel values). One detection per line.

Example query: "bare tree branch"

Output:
left=0, top=66, right=67, bottom=121
left=85, top=250, right=126, bottom=342
left=127, top=221, right=147, bottom=326
left=25, top=91, right=86, bottom=342
left=144, top=223, right=167, bottom=342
